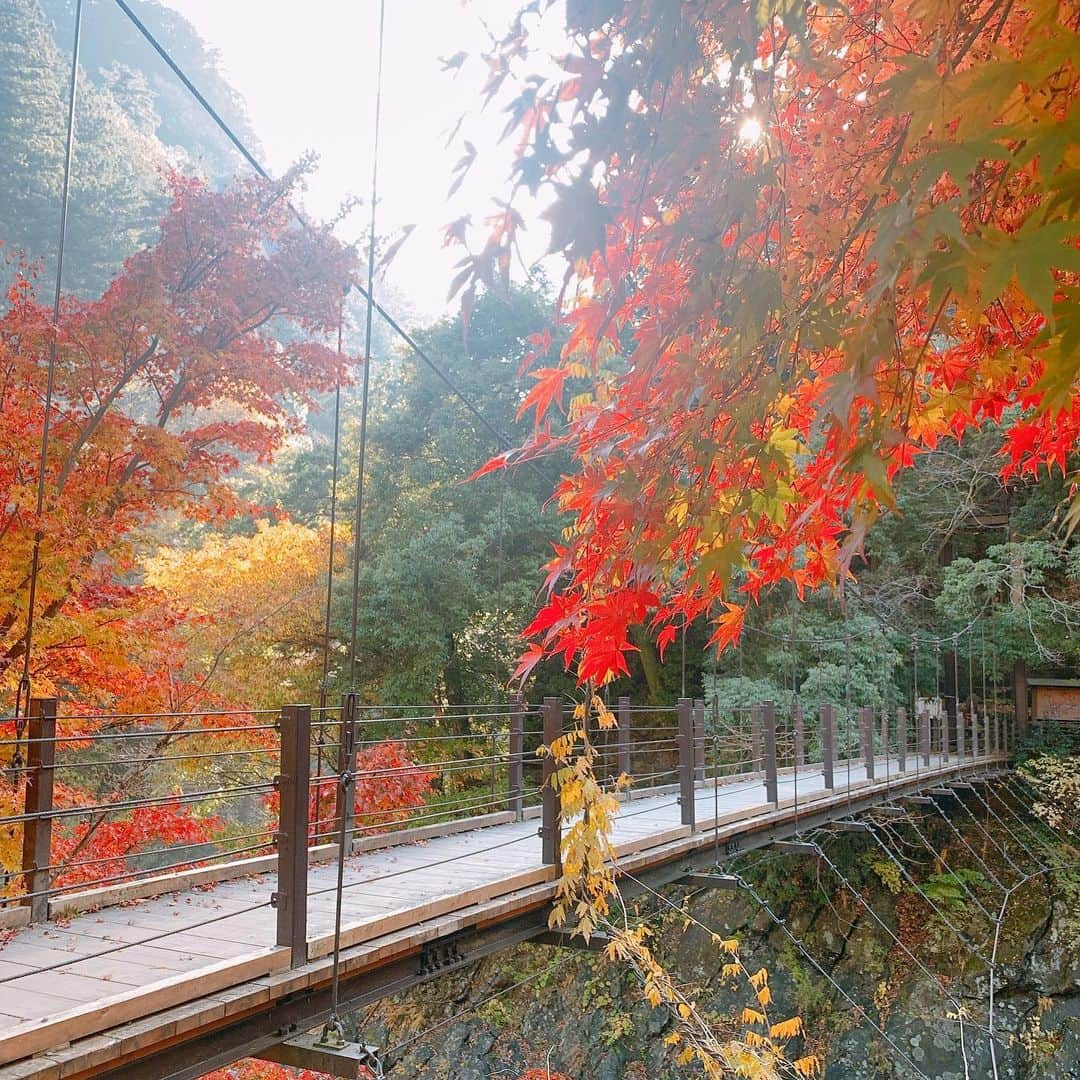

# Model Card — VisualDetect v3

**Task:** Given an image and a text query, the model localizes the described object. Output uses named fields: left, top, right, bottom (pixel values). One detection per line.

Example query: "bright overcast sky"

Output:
left=164, top=0, right=563, bottom=321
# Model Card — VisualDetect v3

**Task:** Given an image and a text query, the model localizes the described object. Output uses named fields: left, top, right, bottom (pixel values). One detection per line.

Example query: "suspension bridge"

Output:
left=0, top=0, right=1056, bottom=1076
left=0, top=693, right=1013, bottom=1079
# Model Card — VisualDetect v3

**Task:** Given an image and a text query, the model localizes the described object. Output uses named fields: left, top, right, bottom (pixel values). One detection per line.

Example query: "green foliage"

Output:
left=261, top=280, right=572, bottom=708
left=915, top=869, right=990, bottom=910
left=937, top=540, right=1080, bottom=671
left=0, top=0, right=261, bottom=297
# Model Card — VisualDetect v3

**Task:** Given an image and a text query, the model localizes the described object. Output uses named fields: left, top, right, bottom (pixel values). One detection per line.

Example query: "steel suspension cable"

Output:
left=14, top=0, right=83, bottom=742
left=944, top=785, right=1031, bottom=877
left=815, top=838, right=993, bottom=1039
left=325, top=3, right=387, bottom=1044
left=867, top=822, right=990, bottom=963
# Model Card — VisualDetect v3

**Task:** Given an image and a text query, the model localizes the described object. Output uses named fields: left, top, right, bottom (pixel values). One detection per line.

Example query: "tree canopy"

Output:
left=463, top=0, right=1079, bottom=686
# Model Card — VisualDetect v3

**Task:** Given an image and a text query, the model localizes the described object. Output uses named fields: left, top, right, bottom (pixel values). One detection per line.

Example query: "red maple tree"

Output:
left=0, top=165, right=358, bottom=713
left=461, top=0, right=1079, bottom=683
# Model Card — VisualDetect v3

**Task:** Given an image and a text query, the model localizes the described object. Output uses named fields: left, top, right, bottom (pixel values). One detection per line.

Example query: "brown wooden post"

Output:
left=794, top=703, right=805, bottom=769
left=617, top=696, right=631, bottom=778
left=896, top=707, right=907, bottom=773
left=971, top=705, right=979, bottom=759
left=541, top=698, right=562, bottom=869
left=276, top=704, right=311, bottom=968
left=956, top=703, right=965, bottom=759
left=693, top=699, right=706, bottom=782
left=677, top=698, right=696, bottom=830
left=880, top=708, right=888, bottom=762
left=920, top=711, right=931, bottom=767
left=21, top=697, right=57, bottom=923
left=508, top=693, right=524, bottom=820
left=940, top=707, right=949, bottom=762
left=750, top=704, right=763, bottom=773
left=821, top=702, right=835, bottom=790
left=859, top=706, right=875, bottom=781
left=762, top=701, right=778, bottom=805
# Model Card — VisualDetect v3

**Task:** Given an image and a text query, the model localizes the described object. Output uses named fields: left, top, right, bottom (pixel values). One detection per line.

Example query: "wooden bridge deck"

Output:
left=0, top=751, right=1004, bottom=1079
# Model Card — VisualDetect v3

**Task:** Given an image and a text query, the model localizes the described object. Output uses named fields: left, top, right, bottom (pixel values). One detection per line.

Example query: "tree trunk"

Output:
left=630, top=626, right=664, bottom=704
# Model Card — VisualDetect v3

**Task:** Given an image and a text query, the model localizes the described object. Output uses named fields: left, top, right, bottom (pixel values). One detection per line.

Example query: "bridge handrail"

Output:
left=0, top=689, right=1012, bottom=967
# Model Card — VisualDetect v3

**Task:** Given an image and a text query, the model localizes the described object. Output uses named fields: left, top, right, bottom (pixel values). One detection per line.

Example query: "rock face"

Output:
left=360, top=800, right=1080, bottom=1078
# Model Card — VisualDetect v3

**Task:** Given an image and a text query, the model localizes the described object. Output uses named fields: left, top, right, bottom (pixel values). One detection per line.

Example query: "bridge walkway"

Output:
left=0, top=747, right=1005, bottom=1078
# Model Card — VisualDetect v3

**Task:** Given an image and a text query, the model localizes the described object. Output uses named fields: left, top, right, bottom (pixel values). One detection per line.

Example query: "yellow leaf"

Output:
left=794, top=1054, right=824, bottom=1078
left=770, top=1016, right=803, bottom=1040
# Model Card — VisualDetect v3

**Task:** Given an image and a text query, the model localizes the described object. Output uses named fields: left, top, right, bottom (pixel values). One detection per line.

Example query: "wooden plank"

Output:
left=306, top=863, right=555, bottom=959
left=72, top=907, right=274, bottom=949
left=2, top=968, right=147, bottom=1006
left=92, top=995, right=229, bottom=1064
left=0, top=947, right=288, bottom=1066
left=352, top=812, right=516, bottom=853
left=47, top=844, right=338, bottom=920
left=44, top=1033, right=121, bottom=1078
left=0, top=1057, right=60, bottom=1079
left=0, top=988, right=85, bottom=1023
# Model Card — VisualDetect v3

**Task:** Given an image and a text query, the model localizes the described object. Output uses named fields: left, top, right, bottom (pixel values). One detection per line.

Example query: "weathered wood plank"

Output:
left=0, top=947, right=288, bottom=1066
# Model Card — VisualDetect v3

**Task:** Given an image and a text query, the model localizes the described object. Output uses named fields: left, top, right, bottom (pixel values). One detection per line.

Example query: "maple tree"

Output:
left=463, top=0, right=1079, bottom=687
left=0, top=165, right=358, bottom=712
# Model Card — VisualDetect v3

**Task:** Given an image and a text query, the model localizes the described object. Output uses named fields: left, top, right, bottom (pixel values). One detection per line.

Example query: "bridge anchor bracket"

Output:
left=256, top=1033, right=384, bottom=1078
left=773, top=840, right=819, bottom=856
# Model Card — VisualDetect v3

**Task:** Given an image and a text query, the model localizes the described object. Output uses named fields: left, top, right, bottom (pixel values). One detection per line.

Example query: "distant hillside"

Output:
left=0, top=0, right=258, bottom=296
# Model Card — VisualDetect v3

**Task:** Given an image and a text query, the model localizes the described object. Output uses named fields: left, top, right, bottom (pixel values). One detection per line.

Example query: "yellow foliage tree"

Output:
left=145, top=519, right=344, bottom=710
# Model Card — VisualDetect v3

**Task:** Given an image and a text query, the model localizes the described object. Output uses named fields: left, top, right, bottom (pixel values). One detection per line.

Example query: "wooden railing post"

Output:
left=693, top=699, right=706, bottom=782
left=676, top=698, right=696, bottom=830
left=940, top=708, right=949, bottom=762
left=880, top=708, right=889, bottom=762
left=276, top=704, right=310, bottom=967
left=508, top=693, right=524, bottom=820
left=794, top=703, right=805, bottom=769
left=859, top=706, right=875, bottom=781
left=956, top=703, right=965, bottom=759
left=541, top=698, right=562, bottom=869
left=21, top=697, right=56, bottom=923
left=617, top=696, right=631, bottom=778
left=920, top=710, right=931, bottom=767
left=821, top=703, right=835, bottom=790
left=897, top=707, right=907, bottom=773
left=971, top=705, right=979, bottom=759
left=762, top=701, right=778, bottom=805
left=750, top=704, right=763, bottom=773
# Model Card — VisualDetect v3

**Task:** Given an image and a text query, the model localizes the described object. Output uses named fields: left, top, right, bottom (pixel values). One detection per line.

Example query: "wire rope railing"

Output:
left=0, top=683, right=1009, bottom=971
